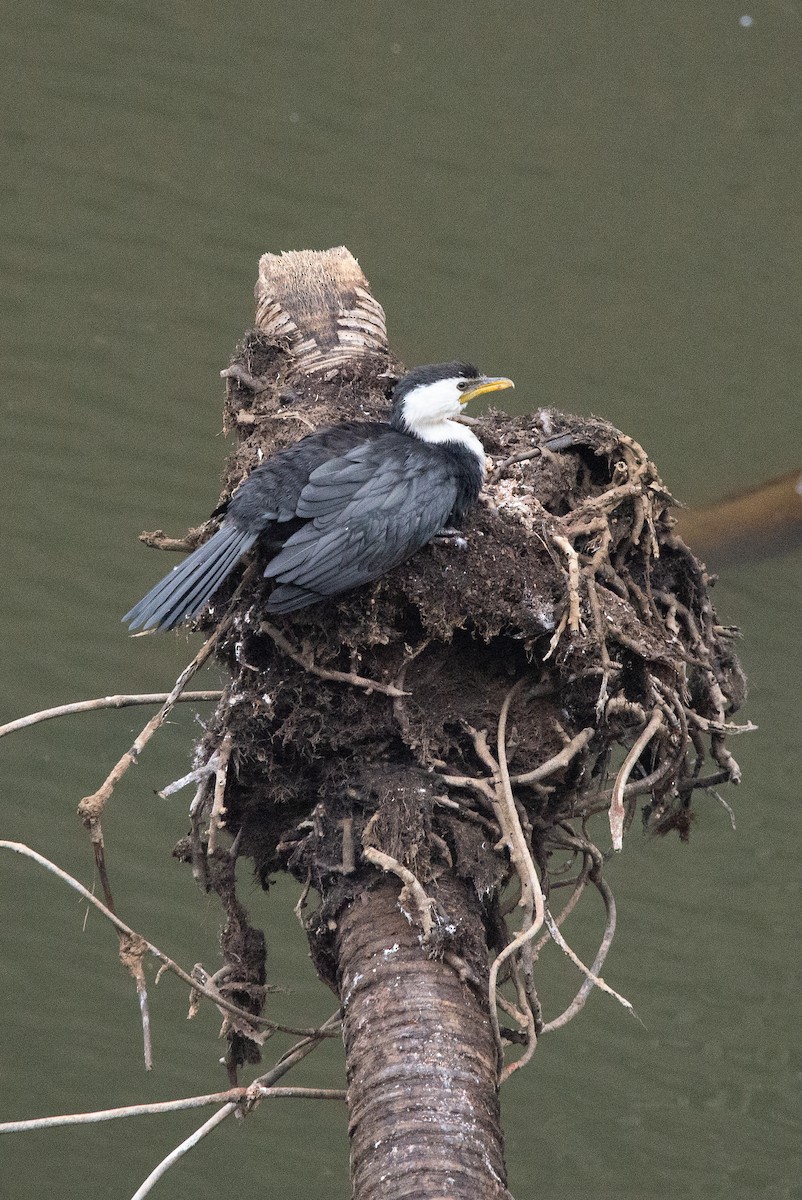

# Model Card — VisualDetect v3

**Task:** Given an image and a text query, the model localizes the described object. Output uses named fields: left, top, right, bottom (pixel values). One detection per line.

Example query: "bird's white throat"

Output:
left=408, top=416, right=485, bottom=464
left=399, top=378, right=486, bottom=464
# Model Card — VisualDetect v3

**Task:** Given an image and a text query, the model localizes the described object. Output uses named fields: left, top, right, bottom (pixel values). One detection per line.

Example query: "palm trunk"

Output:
left=335, top=878, right=511, bottom=1200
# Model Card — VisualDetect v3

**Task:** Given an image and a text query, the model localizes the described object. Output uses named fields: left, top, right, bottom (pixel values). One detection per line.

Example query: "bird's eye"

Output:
left=457, top=380, right=470, bottom=391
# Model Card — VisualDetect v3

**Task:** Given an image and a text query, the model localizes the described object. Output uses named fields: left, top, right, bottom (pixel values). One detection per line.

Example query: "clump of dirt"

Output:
left=165, top=329, right=748, bottom=1063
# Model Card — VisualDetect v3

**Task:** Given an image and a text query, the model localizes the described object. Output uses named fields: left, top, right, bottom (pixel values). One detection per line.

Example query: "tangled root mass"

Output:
left=166, top=331, right=747, bottom=1068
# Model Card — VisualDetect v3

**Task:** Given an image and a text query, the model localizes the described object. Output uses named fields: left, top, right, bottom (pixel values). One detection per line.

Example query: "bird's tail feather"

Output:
left=123, top=524, right=258, bottom=631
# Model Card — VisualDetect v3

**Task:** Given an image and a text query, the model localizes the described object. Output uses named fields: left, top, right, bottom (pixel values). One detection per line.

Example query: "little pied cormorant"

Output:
left=123, top=362, right=514, bottom=630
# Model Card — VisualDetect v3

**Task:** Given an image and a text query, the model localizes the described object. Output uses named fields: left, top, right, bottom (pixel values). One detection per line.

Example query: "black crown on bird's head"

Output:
left=391, top=361, right=480, bottom=404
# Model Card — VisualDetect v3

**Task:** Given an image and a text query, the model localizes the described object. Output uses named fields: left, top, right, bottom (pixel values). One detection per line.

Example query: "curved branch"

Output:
left=131, top=1105, right=235, bottom=1200
left=609, top=706, right=664, bottom=850
left=487, top=680, right=547, bottom=1078
left=541, top=874, right=619, bottom=1033
left=510, top=726, right=595, bottom=786
left=361, top=845, right=435, bottom=943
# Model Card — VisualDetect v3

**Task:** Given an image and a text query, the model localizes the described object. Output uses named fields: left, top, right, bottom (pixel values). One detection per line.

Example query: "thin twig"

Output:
left=158, top=754, right=220, bottom=799
left=207, top=734, right=233, bottom=854
left=0, top=692, right=222, bottom=739
left=487, top=447, right=542, bottom=485
left=487, top=681, right=547, bottom=1079
left=261, top=621, right=408, bottom=698
left=542, top=904, right=636, bottom=1019
left=76, top=632, right=224, bottom=915
left=118, top=932, right=153, bottom=1070
left=0, top=1087, right=346, bottom=1134
left=541, top=874, right=618, bottom=1032
left=78, top=634, right=221, bottom=831
left=532, top=856, right=591, bottom=957
left=131, top=1106, right=235, bottom=1200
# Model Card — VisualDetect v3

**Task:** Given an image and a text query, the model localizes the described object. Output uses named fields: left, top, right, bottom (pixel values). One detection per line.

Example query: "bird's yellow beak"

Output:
left=459, top=376, right=515, bottom=406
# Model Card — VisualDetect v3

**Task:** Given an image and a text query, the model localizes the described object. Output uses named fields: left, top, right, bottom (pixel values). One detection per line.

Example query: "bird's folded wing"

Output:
left=264, top=443, right=458, bottom=598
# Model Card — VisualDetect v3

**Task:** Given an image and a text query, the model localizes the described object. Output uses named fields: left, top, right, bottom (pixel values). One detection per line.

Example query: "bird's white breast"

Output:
left=413, top=418, right=486, bottom=466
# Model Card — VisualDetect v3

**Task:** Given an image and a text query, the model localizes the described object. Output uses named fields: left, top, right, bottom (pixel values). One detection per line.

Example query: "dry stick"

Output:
left=686, top=712, right=757, bottom=736
left=391, top=636, right=431, bottom=744
left=0, top=691, right=222, bottom=739
left=586, top=751, right=675, bottom=808
left=158, top=754, right=220, bottom=799
left=260, top=621, right=408, bottom=698
left=504, top=959, right=538, bottom=1079
left=608, top=706, right=664, bottom=851
left=71, top=635, right=225, bottom=1063
left=0, top=1087, right=346, bottom=1134
left=78, top=634, right=221, bottom=835
left=584, top=571, right=615, bottom=718
left=531, top=855, right=591, bottom=958
left=138, top=530, right=194, bottom=552
left=487, top=447, right=542, bottom=485
left=543, top=610, right=568, bottom=661
left=131, top=1106, right=234, bottom=1200
left=77, top=633, right=223, bottom=921
left=130, top=1010, right=342, bottom=1200
left=489, top=680, right=634, bottom=1062
left=118, top=933, right=154, bottom=1071
left=541, top=905, right=635, bottom=1018
left=0, top=842, right=336, bottom=1039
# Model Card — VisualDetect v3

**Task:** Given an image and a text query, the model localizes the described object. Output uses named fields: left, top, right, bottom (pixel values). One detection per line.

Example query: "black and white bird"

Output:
left=123, top=362, right=513, bottom=630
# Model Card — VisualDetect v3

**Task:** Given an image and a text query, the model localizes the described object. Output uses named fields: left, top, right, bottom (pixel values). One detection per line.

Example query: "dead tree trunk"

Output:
left=170, top=247, right=746, bottom=1199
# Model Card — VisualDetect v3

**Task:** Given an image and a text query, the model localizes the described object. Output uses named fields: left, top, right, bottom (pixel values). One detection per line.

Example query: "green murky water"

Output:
left=2, top=3, right=800, bottom=1197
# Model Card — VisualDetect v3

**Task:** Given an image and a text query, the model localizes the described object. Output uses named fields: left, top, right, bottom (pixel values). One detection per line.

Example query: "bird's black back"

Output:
left=226, top=420, right=392, bottom=533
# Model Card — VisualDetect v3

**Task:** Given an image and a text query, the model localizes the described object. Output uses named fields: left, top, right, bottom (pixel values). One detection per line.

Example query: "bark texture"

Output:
left=336, top=879, right=511, bottom=1200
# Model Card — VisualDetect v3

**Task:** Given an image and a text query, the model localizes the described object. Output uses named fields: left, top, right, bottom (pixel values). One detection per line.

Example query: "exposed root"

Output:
left=361, top=845, right=435, bottom=944
left=552, top=535, right=584, bottom=635
left=542, top=905, right=635, bottom=1018
left=609, top=707, right=664, bottom=851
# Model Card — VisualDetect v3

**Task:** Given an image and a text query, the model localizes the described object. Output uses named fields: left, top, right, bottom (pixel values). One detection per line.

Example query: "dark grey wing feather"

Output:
left=264, top=441, right=459, bottom=613
left=226, top=421, right=391, bottom=529
left=123, top=422, right=395, bottom=631
left=123, top=524, right=258, bottom=631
